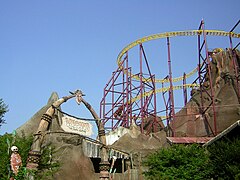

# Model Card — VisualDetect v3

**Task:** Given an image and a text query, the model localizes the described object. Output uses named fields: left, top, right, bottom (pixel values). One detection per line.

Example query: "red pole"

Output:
left=140, top=44, right=144, bottom=133
left=202, top=21, right=217, bottom=135
left=153, top=75, right=157, bottom=133
left=122, top=55, right=125, bottom=127
left=167, top=37, right=175, bottom=137
left=111, top=71, right=114, bottom=130
left=183, top=72, right=187, bottom=106
left=126, top=52, right=130, bottom=127
left=229, top=20, right=240, bottom=99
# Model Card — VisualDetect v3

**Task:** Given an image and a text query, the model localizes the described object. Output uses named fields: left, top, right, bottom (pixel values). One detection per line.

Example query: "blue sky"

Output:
left=0, top=0, right=239, bottom=136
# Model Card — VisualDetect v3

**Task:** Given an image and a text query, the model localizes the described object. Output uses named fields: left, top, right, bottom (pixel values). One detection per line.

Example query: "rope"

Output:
left=53, top=106, right=101, bottom=122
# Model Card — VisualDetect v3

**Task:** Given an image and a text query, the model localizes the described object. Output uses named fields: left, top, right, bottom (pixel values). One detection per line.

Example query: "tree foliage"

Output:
left=0, top=132, right=32, bottom=179
left=143, top=144, right=211, bottom=180
left=144, top=138, right=240, bottom=180
left=207, top=138, right=240, bottom=179
left=0, top=132, right=60, bottom=179
left=34, top=144, right=60, bottom=179
left=0, top=98, right=8, bottom=128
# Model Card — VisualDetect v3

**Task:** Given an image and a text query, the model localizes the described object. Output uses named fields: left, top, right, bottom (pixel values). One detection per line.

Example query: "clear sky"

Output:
left=1, top=0, right=239, bottom=136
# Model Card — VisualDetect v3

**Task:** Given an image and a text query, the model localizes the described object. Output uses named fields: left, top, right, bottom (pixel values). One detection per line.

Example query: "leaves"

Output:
left=144, top=138, right=240, bottom=180
left=0, top=133, right=60, bottom=179
left=144, top=144, right=211, bottom=180
left=0, top=133, right=33, bottom=179
left=207, top=138, right=240, bottom=179
left=0, top=98, right=8, bottom=127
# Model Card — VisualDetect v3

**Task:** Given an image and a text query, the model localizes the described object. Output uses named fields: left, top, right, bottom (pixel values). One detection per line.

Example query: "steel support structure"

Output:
left=139, top=44, right=158, bottom=134
left=229, top=20, right=240, bottom=101
left=195, top=20, right=217, bottom=136
left=166, top=37, right=176, bottom=137
left=100, top=19, right=239, bottom=136
left=100, top=54, right=130, bottom=130
left=100, top=44, right=159, bottom=134
left=183, top=72, right=187, bottom=106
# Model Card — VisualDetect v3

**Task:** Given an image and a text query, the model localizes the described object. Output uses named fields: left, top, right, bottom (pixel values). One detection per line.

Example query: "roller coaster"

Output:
left=100, top=20, right=240, bottom=136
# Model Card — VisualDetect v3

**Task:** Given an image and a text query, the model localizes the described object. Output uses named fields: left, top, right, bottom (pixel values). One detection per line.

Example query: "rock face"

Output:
left=41, top=133, right=97, bottom=180
left=173, top=49, right=240, bottom=137
left=105, top=122, right=141, bottom=145
left=16, top=92, right=60, bottom=137
left=110, top=130, right=167, bottom=154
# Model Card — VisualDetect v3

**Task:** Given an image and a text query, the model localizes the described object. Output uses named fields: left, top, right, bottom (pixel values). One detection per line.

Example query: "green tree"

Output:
left=0, top=98, right=8, bottom=128
left=0, top=132, right=59, bottom=179
left=143, top=144, right=211, bottom=180
left=34, top=144, right=60, bottom=180
left=0, top=132, right=32, bottom=179
left=207, top=137, right=240, bottom=179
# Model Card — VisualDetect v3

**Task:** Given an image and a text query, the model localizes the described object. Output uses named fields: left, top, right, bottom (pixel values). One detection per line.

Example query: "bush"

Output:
left=144, top=138, right=240, bottom=180
left=0, top=98, right=8, bottom=128
left=34, top=145, right=60, bottom=179
left=0, top=132, right=60, bottom=179
left=207, top=137, right=240, bottom=179
left=0, top=132, right=32, bottom=179
left=143, top=144, right=211, bottom=180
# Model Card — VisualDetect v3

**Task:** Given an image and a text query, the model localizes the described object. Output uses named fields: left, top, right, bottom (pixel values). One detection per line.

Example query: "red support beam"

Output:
left=197, top=20, right=217, bottom=136
left=167, top=37, right=176, bottom=137
left=229, top=20, right=240, bottom=100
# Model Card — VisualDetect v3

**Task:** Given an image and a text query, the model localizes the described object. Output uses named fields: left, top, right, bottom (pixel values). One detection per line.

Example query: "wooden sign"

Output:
left=61, top=115, right=93, bottom=136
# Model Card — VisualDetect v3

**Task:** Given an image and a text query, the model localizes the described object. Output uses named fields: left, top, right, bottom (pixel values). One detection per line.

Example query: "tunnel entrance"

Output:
left=90, top=158, right=128, bottom=173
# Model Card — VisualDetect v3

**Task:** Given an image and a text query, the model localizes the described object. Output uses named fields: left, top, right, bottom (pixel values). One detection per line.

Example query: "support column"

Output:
left=167, top=37, right=175, bottom=137
left=26, top=91, right=78, bottom=170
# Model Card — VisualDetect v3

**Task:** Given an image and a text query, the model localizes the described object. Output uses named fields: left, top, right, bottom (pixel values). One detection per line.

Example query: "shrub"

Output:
left=207, top=137, right=240, bottom=179
left=143, top=144, right=211, bottom=180
left=0, top=132, right=60, bottom=179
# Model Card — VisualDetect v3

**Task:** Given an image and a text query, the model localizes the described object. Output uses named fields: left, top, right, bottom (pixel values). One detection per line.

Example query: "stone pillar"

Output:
left=26, top=150, right=41, bottom=169
left=99, top=161, right=110, bottom=180
left=26, top=91, right=79, bottom=170
left=81, top=99, right=110, bottom=179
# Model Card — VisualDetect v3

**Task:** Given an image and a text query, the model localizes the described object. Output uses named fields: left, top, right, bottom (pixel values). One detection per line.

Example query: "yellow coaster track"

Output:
left=115, top=30, right=239, bottom=115
left=117, top=30, right=240, bottom=83
left=130, top=83, right=199, bottom=103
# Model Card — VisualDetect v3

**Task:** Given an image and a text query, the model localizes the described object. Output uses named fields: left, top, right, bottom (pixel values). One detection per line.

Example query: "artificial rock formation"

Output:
left=26, top=91, right=81, bottom=170
left=173, top=49, right=240, bottom=137
left=16, top=92, right=60, bottom=137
